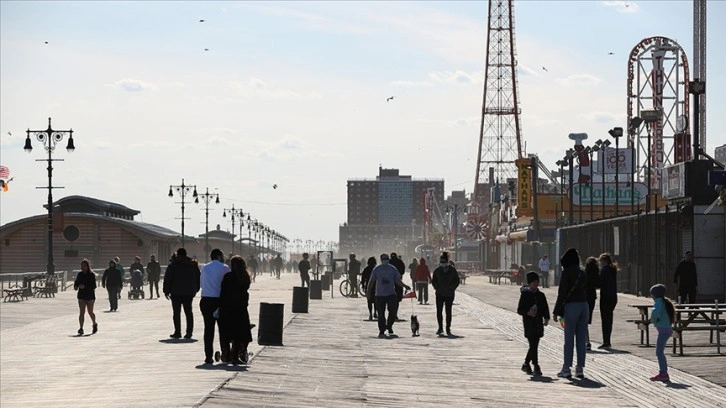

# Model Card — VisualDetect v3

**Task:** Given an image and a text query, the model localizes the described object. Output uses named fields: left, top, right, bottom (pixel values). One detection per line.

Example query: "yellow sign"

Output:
left=516, top=158, right=533, bottom=217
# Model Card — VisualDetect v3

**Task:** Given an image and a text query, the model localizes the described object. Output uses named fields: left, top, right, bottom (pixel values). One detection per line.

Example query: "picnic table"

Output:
left=484, top=269, right=514, bottom=285
left=627, top=304, right=654, bottom=346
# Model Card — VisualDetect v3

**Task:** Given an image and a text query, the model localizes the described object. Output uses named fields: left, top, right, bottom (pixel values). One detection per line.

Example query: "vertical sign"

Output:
left=651, top=43, right=666, bottom=191
left=515, top=158, right=533, bottom=217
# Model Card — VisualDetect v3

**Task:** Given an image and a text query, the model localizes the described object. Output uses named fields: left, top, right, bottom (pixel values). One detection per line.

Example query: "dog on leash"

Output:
left=410, top=315, right=420, bottom=337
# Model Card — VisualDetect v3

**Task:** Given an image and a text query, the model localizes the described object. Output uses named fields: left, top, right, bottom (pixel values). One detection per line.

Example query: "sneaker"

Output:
left=77, top=328, right=84, bottom=336
left=169, top=333, right=181, bottom=339
left=586, top=342, right=591, bottom=351
left=557, top=367, right=572, bottom=378
left=650, top=373, right=670, bottom=382
left=183, top=333, right=192, bottom=339
left=521, top=363, right=533, bottom=375
left=446, top=329, right=452, bottom=337
left=436, top=328, right=444, bottom=335
left=387, top=328, right=395, bottom=336
left=598, top=343, right=611, bottom=350
left=533, top=366, right=542, bottom=376
left=378, top=332, right=387, bottom=338
left=575, top=366, right=584, bottom=378
left=204, top=358, right=213, bottom=364
left=241, top=350, right=249, bottom=365
left=92, top=323, right=98, bottom=334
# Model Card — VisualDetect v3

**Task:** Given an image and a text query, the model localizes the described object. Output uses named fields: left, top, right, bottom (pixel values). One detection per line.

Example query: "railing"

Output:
left=1, top=266, right=169, bottom=293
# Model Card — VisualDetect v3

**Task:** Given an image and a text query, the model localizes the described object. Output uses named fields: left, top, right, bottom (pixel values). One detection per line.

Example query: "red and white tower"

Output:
left=474, top=0, right=524, bottom=199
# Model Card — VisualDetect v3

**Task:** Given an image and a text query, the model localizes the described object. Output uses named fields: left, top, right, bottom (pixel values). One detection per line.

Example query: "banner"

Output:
left=662, top=163, right=686, bottom=199
left=600, top=147, right=634, bottom=174
left=571, top=182, right=647, bottom=206
left=650, top=44, right=666, bottom=191
left=515, top=158, right=533, bottom=217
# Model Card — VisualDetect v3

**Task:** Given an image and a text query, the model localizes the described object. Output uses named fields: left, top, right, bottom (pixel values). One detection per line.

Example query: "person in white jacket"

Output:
left=538, top=255, right=550, bottom=288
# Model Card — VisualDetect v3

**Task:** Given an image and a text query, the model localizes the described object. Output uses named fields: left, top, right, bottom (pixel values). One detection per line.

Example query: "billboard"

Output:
left=571, top=183, right=647, bottom=206
left=515, top=158, right=533, bottom=217
left=600, top=147, right=634, bottom=174
left=662, top=163, right=686, bottom=199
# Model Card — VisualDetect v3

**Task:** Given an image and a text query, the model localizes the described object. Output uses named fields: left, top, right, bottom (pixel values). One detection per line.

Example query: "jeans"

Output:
left=540, top=271, right=549, bottom=288
left=436, top=295, right=455, bottom=331
left=106, top=286, right=119, bottom=310
left=149, top=280, right=160, bottom=298
left=416, top=282, right=428, bottom=303
left=600, top=299, right=617, bottom=345
left=656, top=327, right=672, bottom=374
left=375, top=295, right=399, bottom=334
left=200, top=297, right=221, bottom=360
left=171, top=295, right=194, bottom=336
left=525, top=336, right=540, bottom=366
left=563, top=301, right=589, bottom=368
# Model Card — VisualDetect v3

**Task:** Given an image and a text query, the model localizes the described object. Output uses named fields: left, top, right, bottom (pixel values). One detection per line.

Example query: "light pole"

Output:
left=198, top=188, right=219, bottom=261
left=168, top=179, right=198, bottom=248
left=24, top=117, right=75, bottom=275
left=595, top=139, right=611, bottom=218
left=565, top=149, right=574, bottom=226
left=608, top=127, right=624, bottom=216
left=628, top=117, right=644, bottom=215
left=587, top=146, right=596, bottom=221
left=222, top=205, right=244, bottom=255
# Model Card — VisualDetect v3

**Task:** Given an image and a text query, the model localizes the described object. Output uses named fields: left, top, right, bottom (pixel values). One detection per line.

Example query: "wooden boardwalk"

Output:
left=2, top=273, right=725, bottom=407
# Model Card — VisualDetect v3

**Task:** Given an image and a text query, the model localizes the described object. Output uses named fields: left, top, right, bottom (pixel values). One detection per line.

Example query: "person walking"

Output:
left=389, top=252, right=406, bottom=304
left=408, top=257, right=418, bottom=289
left=517, top=272, right=550, bottom=376
left=146, top=255, right=161, bottom=299
left=248, top=255, right=258, bottom=282
left=74, top=259, right=98, bottom=335
left=414, top=258, right=431, bottom=305
left=101, top=259, right=122, bottom=312
left=199, top=248, right=230, bottom=364
left=538, top=254, right=550, bottom=288
left=348, top=254, right=361, bottom=297
left=365, top=253, right=410, bottom=338
left=673, top=250, right=698, bottom=304
left=553, top=247, right=588, bottom=379
left=598, top=253, right=618, bottom=349
left=163, top=248, right=201, bottom=341
left=432, top=253, right=460, bottom=336
left=648, top=284, right=675, bottom=382
left=584, top=256, right=600, bottom=350
left=218, top=256, right=253, bottom=365
left=114, top=257, right=125, bottom=299
left=273, top=254, right=283, bottom=279
left=361, top=256, right=377, bottom=320
left=298, top=253, right=311, bottom=287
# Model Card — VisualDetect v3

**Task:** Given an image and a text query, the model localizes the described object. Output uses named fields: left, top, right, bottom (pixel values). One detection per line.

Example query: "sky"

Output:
left=1, top=0, right=725, bottom=244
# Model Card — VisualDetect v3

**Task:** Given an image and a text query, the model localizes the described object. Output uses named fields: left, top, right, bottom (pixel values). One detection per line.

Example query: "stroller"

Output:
left=127, top=269, right=145, bottom=299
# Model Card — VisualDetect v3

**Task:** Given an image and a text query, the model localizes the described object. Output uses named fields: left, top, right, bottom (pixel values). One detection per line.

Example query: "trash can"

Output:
left=292, top=286, right=309, bottom=313
left=321, top=273, right=331, bottom=290
left=309, top=280, right=322, bottom=299
left=258, top=302, right=284, bottom=346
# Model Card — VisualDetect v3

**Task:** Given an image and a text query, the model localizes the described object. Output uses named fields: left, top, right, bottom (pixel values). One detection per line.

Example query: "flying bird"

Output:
left=608, top=52, right=615, bottom=55
left=7, top=131, right=11, bottom=137
left=542, top=66, right=548, bottom=72
left=44, top=41, right=48, bottom=44
left=386, top=96, right=395, bottom=102
left=273, top=184, right=278, bottom=190
left=204, top=48, right=210, bottom=51
left=199, top=19, right=205, bottom=22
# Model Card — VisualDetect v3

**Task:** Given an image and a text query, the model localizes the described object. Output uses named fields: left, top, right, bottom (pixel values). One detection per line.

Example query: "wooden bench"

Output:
left=3, top=286, right=28, bottom=302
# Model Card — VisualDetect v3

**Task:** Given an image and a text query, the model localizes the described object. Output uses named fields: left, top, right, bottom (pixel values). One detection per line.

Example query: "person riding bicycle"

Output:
left=348, top=254, right=361, bottom=297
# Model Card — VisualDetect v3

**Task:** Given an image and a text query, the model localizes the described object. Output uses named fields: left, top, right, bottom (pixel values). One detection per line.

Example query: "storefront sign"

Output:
left=571, top=182, right=647, bottom=206
left=662, top=163, right=686, bottom=199
left=515, top=158, right=533, bottom=217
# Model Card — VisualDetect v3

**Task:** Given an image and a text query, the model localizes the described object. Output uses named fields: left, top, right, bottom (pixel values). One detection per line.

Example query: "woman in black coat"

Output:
left=219, top=256, right=253, bottom=364
left=74, top=259, right=98, bottom=335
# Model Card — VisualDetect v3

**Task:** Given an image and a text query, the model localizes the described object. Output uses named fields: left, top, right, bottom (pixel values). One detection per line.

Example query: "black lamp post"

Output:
left=169, top=179, right=198, bottom=248
left=628, top=117, right=644, bottom=215
left=24, top=117, right=75, bottom=276
left=594, top=139, right=611, bottom=218
left=689, top=79, right=705, bottom=159
left=198, top=188, right=219, bottom=261
left=565, top=149, right=574, bottom=226
left=608, top=127, right=624, bottom=216
left=222, top=205, right=244, bottom=255
left=587, top=146, right=596, bottom=221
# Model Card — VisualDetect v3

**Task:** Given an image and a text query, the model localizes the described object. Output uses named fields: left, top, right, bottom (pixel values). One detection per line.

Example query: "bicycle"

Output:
left=339, top=274, right=365, bottom=298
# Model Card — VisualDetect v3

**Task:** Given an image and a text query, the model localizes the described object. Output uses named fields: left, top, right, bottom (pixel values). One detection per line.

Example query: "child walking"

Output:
left=517, top=272, right=551, bottom=376
left=649, top=284, right=675, bottom=381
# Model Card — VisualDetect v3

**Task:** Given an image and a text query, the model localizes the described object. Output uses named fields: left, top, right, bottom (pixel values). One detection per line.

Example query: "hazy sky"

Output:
left=1, top=1, right=725, bottom=244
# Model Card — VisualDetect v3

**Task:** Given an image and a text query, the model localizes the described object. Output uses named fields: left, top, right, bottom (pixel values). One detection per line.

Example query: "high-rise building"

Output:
left=340, top=167, right=444, bottom=256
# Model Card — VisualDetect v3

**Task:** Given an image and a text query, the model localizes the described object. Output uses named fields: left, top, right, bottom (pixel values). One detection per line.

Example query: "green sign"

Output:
left=572, top=182, right=647, bottom=206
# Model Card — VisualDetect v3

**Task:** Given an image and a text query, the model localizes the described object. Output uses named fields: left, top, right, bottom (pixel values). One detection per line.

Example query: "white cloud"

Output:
left=556, top=74, right=603, bottom=87
left=428, top=70, right=483, bottom=85
left=602, top=1, right=640, bottom=14
left=389, top=80, right=434, bottom=87
left=578, top=111, right=622, bottom=124
left=229, top=78, right=315, bottom=100
left=517, top=64, right=539, bottom=77
left=107, top=78, right=158, bottom=92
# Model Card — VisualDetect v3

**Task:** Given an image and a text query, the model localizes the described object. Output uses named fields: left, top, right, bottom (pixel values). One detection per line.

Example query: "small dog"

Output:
left=410, top=315, right=420, bottom=337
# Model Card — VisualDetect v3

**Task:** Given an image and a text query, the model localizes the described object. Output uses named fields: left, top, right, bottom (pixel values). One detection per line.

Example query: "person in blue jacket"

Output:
left=649, top=284, right=675, bottom=382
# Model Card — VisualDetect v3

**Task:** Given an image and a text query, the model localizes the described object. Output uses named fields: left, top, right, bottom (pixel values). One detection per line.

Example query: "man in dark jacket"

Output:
left=389, top=252, right=406, bottom=303
left=146, top=255, right=161, bottom=299
left=163, top=248, right=201, bottom=339
left=432, top=253, right=460, bottom=336
left=673, top=251, right=697, bottom=304
left=348, top=254, right=361, bottom=297
left=517, top=272, right=550, bottom=376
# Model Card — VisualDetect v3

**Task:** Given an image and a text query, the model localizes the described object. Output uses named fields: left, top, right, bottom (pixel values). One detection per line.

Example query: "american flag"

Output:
left=0, top=165, right=9, bottom=180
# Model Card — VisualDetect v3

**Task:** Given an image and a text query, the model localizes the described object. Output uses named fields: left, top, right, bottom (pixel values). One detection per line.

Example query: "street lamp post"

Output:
left=588, top=146, right=596, bottom=221
left=595, top=139, right=611, bottom=218
left=566, top=149, right=574, bottom=226
left=628, top=117, right=644, bottom=215
left=608, top=127, right=624, bottom=217
left=24, top=117, right=75, bottom=275
left=198, top=188, right=219, bottom=261
left=168, top=179, right=198, bottom=248
left=223, top=205, right=244, bottom=255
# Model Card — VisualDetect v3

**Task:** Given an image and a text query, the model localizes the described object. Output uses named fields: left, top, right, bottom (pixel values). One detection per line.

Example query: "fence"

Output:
left=1, top=267, right=169, bottom=293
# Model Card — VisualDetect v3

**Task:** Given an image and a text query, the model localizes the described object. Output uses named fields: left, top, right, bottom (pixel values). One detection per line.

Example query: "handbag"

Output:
left=554, top=269, right=583, bottom=316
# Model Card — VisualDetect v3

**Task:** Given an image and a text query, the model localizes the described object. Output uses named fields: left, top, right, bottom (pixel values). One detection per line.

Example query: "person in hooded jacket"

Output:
left=414, top=258, right=431, bottom=305
left=389, top=252, right=406, bottom=303
left=553, top=247, right=588, bottom=379
left=361, top=256, right=377, bottom=320
left=517, top=272, right=550, bottom=376
left=431, top=253, right=460, bottom=336
left=101, top=259, right=122, bottom=312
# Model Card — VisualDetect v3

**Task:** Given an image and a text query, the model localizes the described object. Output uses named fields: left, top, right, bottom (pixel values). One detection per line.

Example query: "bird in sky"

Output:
left=199, top=19, right=205, bottom=22
left=608, top=52, right=615, bottom=55
left=204, top=48, right=209, bottom=52
left=7, top=132, right=11, bottom=137
left=386, top=96, right=395, bottom=102
left=273, top=184, right=278, bottom=189
left=625, top=3, right=630, bottom=7
left=542, top=66, right=548, bottom=72
left=44, top=41, right=48, bottom=44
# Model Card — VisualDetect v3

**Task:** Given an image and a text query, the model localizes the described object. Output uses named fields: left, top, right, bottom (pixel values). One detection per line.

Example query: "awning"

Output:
left=509, top=230, right=529, bottom=241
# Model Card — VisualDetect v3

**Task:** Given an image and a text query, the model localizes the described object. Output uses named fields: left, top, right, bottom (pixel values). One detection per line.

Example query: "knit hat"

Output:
left=439, top=255, right=448, bottom=263
left=527, top=272, right=540, bottom=284
left=560, top=247, right=580, bottom=268
left=650, top=284, right=666, bottom=299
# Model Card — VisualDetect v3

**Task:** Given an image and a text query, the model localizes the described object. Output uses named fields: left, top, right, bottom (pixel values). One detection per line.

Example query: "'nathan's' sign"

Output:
left=515, top=158, right=533, bottom=217
left=571, top=182, right=647, bottom=206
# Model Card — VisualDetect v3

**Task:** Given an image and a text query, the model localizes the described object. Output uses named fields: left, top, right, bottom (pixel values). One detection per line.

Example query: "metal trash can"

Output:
left=292, top=286, right=309, bottom=313
left=258, top=302, right=284, bottom=346
left=321, top=272, right=331, bottom=290
left=309, top=280, right=322, bottom=299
